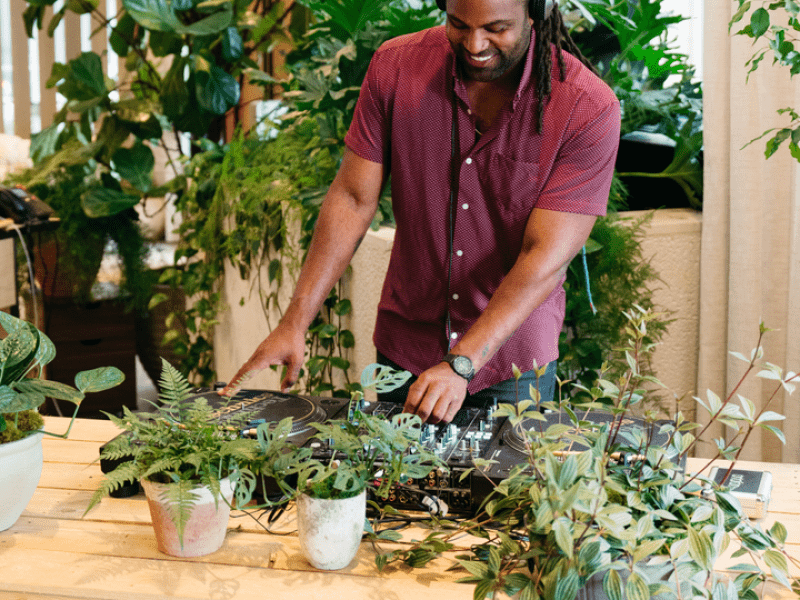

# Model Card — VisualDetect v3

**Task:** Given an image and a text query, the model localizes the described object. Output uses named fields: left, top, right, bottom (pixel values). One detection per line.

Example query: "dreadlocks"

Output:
left=532, top=4, right=597, bottom=133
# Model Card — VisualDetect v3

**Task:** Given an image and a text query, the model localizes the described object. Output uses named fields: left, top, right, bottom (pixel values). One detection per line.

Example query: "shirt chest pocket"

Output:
left=479, top=154, right=541, bottom=218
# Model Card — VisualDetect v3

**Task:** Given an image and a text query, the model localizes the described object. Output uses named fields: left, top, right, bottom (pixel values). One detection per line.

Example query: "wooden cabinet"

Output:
left=43, top=300, right=137, bottom=418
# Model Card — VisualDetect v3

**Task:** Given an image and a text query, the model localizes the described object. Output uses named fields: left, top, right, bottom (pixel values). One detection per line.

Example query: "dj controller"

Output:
left=101, top=386, right=676, bottom=516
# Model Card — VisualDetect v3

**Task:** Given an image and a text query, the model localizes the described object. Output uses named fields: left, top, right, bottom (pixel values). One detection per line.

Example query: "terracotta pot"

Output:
left=141, top=477, right=234, bottom=558
left=296, top=490, right=367, bottom=570
left=32, top=232, right=104, bottom=300
left=0, top=432, right=44, bottom=531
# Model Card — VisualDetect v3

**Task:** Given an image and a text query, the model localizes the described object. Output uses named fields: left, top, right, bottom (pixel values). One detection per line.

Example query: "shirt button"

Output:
left=450, top=332, right=458, bottom=340
left=452, top=294, right=459, bottom=300
left=465, top=157, right=473, bottom=165
left=462, top=203, right=469, bottom=210
left=456, top=250, right=463, bottom=256
left=467, top=109, right=472, bottom=115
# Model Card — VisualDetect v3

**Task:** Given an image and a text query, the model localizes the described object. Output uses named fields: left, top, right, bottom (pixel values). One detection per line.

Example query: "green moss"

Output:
left=0, top=410, right=45, bottom=444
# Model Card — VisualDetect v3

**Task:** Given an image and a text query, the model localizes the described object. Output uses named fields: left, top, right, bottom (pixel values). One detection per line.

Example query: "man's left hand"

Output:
left=404, top=362, right=468, bottom=424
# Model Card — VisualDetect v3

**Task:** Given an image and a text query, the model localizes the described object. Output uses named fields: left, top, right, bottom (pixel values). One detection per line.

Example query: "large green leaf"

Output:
left=14, top=379, right=82, bottom=404
left=113, top=142, right=155, bottom=192
left=123, top=0, right=232, bottom=34
left=0, top=327, right=38, bottom=386
left=0, top=389, right=46, bottom=412
left=75, top=366, right=126, bottom=393
left=194, top=60, right=240, bottom=115
left=81, top=187, right=141, bottom=218
left=58, top=52, right=107, bottom=101
left=161, top=57, right=191, bottom=122
left=221, top=26, right=243, bottom=62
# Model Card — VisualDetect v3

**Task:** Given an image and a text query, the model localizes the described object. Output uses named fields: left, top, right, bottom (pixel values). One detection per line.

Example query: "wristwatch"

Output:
left=443, top=353, right=475, bottom=383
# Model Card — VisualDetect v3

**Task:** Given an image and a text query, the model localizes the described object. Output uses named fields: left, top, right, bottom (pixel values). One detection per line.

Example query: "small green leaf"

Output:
left=75, top=366, right=125, bottom=393
left=751, top=7, right=770, bottom=37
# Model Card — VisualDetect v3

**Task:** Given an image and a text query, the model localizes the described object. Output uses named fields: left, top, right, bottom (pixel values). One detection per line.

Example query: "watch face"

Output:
left=452, top=356, right=471, bottom=376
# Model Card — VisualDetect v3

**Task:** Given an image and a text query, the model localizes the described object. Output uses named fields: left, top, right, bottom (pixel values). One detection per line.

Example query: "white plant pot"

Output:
left=296, top=490, right=367, bottom=570
left=0, top=432, right=44, bottom=531
left=141, top=477, right=234, bottom=558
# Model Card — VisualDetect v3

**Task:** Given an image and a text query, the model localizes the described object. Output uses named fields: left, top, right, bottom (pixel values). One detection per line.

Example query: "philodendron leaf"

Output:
left=81, top=187, right=140, bottom=217
left=75, top=366, right=125, bottom=393
left=360, top=363, right=412, bottom=393
left=15, top=379, right=82, bottom=404
left=0, top=389, right=46, bottom=412
left=0, top=386, right=18, bottom=412
left=113, top=142, right=155, bottom=192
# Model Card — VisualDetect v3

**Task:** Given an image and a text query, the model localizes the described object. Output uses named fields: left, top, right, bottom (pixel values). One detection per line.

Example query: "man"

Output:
left=223, top=0, right=620, bottom=424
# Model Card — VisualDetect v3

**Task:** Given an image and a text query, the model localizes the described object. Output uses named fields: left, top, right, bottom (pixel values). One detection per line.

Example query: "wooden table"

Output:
left=2, top=417, right=799, bottom=600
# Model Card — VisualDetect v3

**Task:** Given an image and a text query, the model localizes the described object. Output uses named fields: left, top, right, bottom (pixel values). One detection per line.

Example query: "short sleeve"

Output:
left=344, top=51, right=390, bottom=165
left=536, top=98, right=621, bottom=216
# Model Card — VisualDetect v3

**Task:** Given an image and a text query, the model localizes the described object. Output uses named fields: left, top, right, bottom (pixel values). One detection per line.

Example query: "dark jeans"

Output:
left=375, top=352, right=556, bottom=410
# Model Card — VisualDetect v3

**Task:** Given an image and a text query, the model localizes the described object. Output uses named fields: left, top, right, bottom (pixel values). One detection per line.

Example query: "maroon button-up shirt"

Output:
left=344, top=27, right=620, bottom=393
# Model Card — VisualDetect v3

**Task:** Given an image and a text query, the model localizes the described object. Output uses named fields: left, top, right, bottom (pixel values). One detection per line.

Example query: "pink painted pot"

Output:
left=141, top=477, right=234, bottom=558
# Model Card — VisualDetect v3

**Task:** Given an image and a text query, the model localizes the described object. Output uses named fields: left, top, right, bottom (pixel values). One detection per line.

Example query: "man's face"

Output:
left=445, top=0, right=533, bottom=83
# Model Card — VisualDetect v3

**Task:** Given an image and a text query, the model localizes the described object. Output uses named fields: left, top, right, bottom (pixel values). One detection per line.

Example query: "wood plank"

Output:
left=37, top=4, right=56, bottom=130
left=43, top=417, right=122, bottom=443
left=38, top=460, right=105, bottom=491
left=0, top=546, right=475, bottom=600
left=42, top=438, right=106, bottom=464
left=3, top=516, right=467, bottom=581
left=64, top=10, right=81, bottom=62
left=10, top=0, right=31, bottom=138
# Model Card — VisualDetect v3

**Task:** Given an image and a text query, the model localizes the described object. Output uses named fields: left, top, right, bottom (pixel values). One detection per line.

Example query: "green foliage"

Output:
left=88, top=358, right=261, bottom=545
left=730, top=1, right=800, bottom=162
left=0, top=311, right=124, bottom=442
left=375, top=307, right=800, bottom=600
left=246, top=363, right=442, bottom=502
left=16, top=0, right=294, bottom=313
left=567, top=0, right=703, bottom=208
left=560, top=212, right=671, bottom=397
left=164, top=0, right=440, bottom=387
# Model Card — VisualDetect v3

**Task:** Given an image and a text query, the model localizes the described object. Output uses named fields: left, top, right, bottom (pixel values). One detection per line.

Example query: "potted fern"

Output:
left=374, top=307, right=800, bottom=600
left=0, top=311, right=124, bottom=530
left=87, top=359, right=259, bottom=557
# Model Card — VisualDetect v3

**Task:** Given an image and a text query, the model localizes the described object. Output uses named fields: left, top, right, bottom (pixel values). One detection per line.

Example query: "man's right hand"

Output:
left=218, top=324, right=306, bottom=397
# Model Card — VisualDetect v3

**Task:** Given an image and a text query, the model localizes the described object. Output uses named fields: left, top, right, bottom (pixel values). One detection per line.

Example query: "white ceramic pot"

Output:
left=0, top=432, right=44, bottom=531
left=296, top=490, right=367, bottom=570
left=141, top=477, right=234, bottom=558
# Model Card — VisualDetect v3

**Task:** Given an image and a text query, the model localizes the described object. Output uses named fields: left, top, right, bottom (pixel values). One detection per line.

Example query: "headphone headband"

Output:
left=435, top=0, right=555, bottom=22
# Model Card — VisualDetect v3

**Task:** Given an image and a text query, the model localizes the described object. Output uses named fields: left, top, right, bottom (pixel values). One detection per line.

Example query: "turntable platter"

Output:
left=198, top=390, right=331, bottom=437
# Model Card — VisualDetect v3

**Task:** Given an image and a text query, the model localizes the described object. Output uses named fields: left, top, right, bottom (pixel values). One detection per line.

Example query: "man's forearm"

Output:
left=450, top=252, right=567, bottom=372
left=450, top=209, right=597, bottom=373
left=280, top=191, right=375, bottom=332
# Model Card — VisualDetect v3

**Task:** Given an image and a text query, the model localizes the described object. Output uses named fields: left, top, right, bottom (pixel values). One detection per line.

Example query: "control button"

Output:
left=456, top=250, right=463, bottom=257
left=452, top=293, right=459, bottom=300
left=465, top=157, right=473, bottom=165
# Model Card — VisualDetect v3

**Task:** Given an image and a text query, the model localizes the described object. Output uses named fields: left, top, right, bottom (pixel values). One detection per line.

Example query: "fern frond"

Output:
left=157, top=358, right=193, bottom=407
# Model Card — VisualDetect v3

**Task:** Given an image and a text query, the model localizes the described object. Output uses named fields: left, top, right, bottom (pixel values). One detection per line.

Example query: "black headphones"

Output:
left=435, top=0, right=556, bottom=22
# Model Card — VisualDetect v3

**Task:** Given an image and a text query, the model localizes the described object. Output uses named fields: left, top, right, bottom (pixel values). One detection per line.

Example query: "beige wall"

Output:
left=214, top=208, right=703, bottom=400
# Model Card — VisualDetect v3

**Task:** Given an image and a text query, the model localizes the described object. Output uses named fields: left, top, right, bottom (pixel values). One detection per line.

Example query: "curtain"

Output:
left=700, top=1, right=800, bottom=462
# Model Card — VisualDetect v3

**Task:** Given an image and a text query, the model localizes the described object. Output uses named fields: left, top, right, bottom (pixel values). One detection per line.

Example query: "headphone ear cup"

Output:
left=528, top=0, right=555, bottom=21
